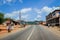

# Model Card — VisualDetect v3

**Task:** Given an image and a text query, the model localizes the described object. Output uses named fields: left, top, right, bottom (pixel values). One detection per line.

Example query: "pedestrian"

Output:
left=6, top=19, right=14, bottom=33
left=48, top=24, right=50, bottom=28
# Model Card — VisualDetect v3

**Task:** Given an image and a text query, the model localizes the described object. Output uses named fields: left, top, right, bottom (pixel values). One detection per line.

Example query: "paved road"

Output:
left=0, top=25, right=60, bottom=40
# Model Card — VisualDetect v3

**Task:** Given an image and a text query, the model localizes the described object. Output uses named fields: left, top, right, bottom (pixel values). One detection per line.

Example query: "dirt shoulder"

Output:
left=0, top=25, right=25, bottom=38
left=0, top=28, right=22, bottom=38
left=40, top=25, right=60, bottom=37
left=0, top=25, right=29, bottom=39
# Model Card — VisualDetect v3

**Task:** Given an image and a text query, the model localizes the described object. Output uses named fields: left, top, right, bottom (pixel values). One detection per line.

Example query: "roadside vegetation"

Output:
left=0, top=13, right=4, bottom=24
left=0, top=12, right=14, bottom=24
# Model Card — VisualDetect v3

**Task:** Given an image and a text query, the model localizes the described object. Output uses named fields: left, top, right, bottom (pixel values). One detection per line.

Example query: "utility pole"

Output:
left=19, top=11, right=21, bottom=25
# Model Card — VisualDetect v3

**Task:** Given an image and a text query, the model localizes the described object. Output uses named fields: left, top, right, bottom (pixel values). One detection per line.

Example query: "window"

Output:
left=59, top=12, right=60, bottom=14
left=53, top=13, right=55, bottom=16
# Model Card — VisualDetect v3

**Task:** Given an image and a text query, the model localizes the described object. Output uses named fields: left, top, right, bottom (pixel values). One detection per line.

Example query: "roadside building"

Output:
left=39, top=21, right=46, bottom=25
left=42, top=21, right=46, bottom=25
left=46, top=9, right=60, bottom=26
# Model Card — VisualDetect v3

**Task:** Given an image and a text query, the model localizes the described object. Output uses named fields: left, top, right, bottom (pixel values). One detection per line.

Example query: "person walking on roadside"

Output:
left=48, top=24, right=50, bottom=28
left=6, top=19, right=14, bottom=33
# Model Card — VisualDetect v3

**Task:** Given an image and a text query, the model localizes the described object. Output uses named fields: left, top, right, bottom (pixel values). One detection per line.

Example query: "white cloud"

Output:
left=34, top=18, right=37, bottom=20
left=52, top=7, right=60, bottom=10
left=3, top=0, right=12, bottom=4
left=21, top=15, right=29, bottom=18
left=5, top=0, right=12, bottom=2
left=5, top=6, right=60, bottom=21
left=34, top=6, right=60, bottom=15
left=37, top=15, right=41, bottom=18
left=41, top=6, right=60, bottom=13
left=0, top=0, right=14, bottom=5
left=19, top=0, right=23, bottom=3
left=34, top=8, right=41, bottom=14
left=5, top=8, right=32, bottom=20
left=21, top=8, right=32, bottom=13
left=34, top=17, right=41, bottom=21
left=33, top=6, right=60, bottom=21
left=15, top=17, right=19, bottom=20
left=1, top=0, right=23, bottom=4
left=20, top=15, right=29, bottom=21
left=5, top=10, right=19, bottom=18
left=41, top=6, right=53, bottom=13
left=34, top=6, right=53, bottom=15
left=34, top=14, right=41, bottom=21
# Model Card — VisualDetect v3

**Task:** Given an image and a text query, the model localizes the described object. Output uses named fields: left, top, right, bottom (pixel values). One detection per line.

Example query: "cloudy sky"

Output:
left=0, top=0, right=60, bottom=21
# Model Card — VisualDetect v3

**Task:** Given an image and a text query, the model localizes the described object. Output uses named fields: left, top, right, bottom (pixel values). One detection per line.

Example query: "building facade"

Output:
left=46, top=10, right=60, bottom=26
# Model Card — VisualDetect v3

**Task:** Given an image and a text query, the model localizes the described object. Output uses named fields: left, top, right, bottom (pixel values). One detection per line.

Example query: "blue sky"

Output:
left=0, top=0, right=60, bottom=21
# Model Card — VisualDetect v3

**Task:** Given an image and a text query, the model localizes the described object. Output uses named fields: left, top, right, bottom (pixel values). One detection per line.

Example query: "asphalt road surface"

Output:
left=0, top=25, right=60, bottom=40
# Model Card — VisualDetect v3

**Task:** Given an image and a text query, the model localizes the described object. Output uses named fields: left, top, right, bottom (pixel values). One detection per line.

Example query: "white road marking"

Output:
left=27, top=26, right=35, bottom=40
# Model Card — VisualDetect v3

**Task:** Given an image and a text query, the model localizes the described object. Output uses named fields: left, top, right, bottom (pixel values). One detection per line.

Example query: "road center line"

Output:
left=27, top=26, right=35, bottom=40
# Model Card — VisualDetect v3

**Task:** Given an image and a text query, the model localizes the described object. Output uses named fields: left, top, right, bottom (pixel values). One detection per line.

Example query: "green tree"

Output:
left=0, top=13, right=4, bottom=24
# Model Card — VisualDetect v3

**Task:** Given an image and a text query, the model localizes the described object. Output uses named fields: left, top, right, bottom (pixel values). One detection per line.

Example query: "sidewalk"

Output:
left=40, top=25, right=60, bottom=37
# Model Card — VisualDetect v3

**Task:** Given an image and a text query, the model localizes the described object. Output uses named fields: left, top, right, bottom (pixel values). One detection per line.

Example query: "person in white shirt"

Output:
left=6, top=19, right=14, bottom=33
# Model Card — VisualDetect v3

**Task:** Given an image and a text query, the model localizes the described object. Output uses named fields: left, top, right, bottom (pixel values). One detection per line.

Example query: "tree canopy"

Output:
left=0, top=13, right=4, bottom=24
